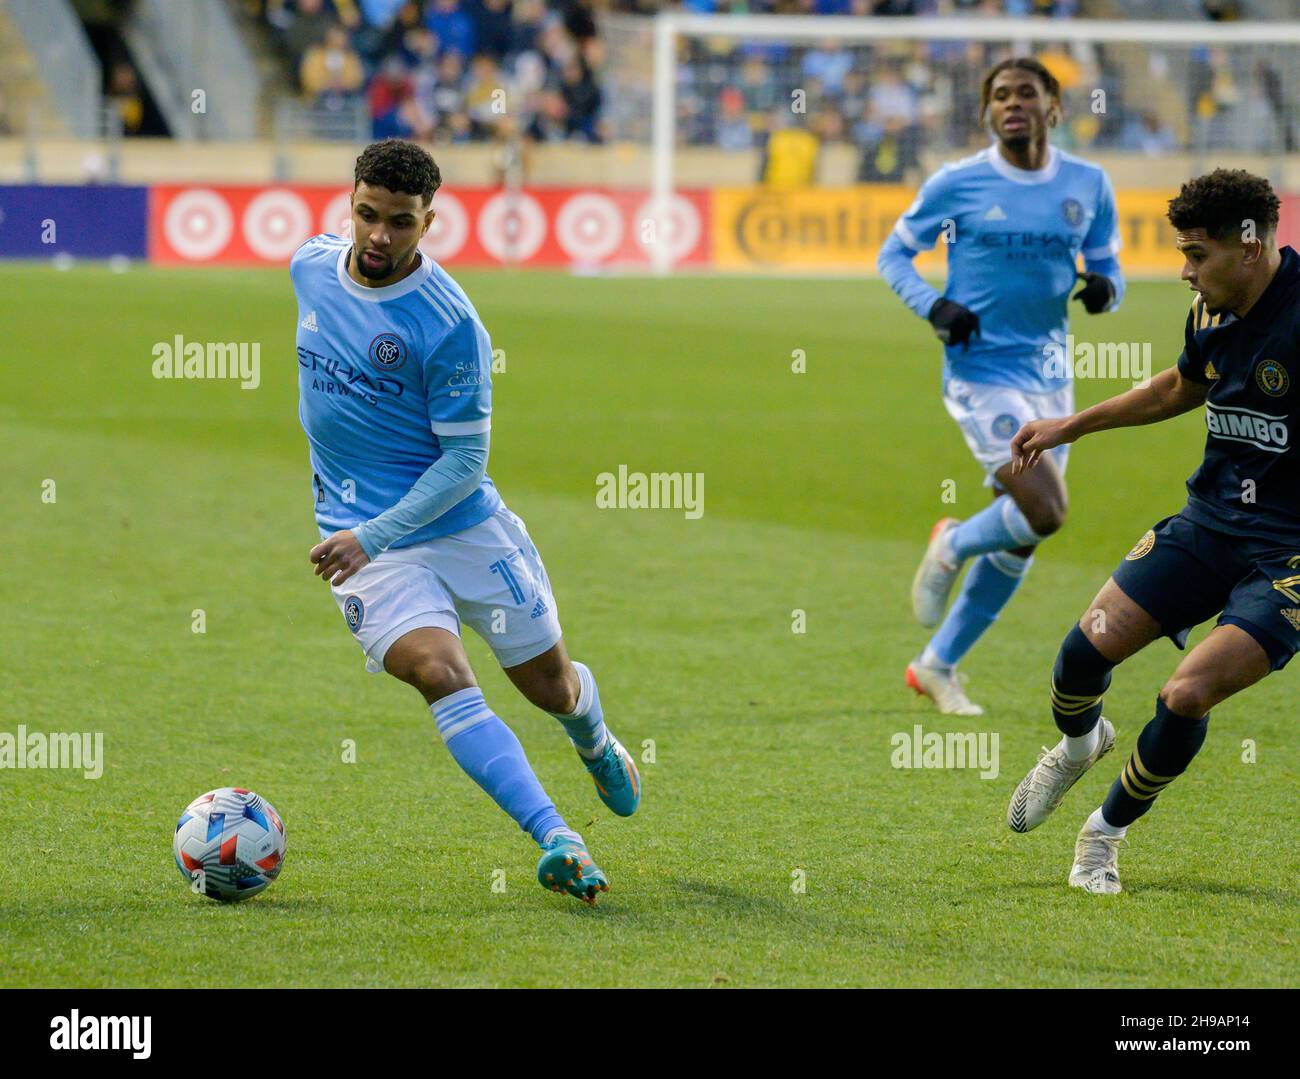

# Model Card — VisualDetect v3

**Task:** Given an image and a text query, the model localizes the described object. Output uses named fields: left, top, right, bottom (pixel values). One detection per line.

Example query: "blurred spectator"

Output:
left=301, top=25, right=366, bottom=102
left=1118, top=110, right=1176, bottom=155
left=802, top=40, right=852, bottom=95
left=425, top=0, right=476, bottom=59
left=473, top=0, right=516, bottom=60
left=558, top=56, right=602, bottom=141
left=106, top=62, right=153, bottom=137
left=760, top=112, right=820, bottom=188
left=284, top=0, right=336, bottom=66
left=715, top=87, right=755, bottom=151
left=370, top=55, right=434, bottom=138
left=465, top=54, right=507, bottom=136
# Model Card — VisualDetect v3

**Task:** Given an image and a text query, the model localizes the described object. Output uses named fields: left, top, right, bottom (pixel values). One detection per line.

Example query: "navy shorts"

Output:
left=1111, top=512, right=1300, bottom=671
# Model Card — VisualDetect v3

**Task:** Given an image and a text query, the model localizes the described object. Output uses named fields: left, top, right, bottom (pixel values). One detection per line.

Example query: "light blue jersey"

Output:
left=291, top=234, right=501, bottom=546
left=878, top=145, right=1125, bottom=393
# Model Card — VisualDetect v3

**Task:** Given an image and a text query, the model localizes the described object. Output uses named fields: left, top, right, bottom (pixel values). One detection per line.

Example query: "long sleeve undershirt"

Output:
left=350, top=430, right=489, bottom=560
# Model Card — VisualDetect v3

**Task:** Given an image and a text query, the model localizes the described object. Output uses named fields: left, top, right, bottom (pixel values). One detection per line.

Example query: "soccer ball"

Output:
left=172, top=787, right=285, bottom=901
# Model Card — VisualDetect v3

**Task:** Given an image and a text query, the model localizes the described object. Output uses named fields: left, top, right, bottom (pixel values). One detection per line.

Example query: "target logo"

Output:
left=555, top=193, right=624, bottom=264
left=163, top=189, right=234, bottom=261
left=634, top=194, right=703, bottom=264
left=243, top=190, right=313, bottom=261
left=419, top=191, right=470, bottom=261
left=477, top=192, right=547, bottom=263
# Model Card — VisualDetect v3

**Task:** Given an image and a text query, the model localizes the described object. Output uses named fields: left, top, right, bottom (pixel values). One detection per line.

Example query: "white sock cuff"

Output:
left=430, top=686, right=493, bottom=743
left=569, top=661, right=596, bottom=718
left=1088, top=806, right=1126, bottom=837
left=986, top=549, right=1033, bottom=577
left=1000, top=496, right=1047, bottom=548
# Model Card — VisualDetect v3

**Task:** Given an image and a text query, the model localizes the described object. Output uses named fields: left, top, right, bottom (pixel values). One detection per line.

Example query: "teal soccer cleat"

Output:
left=537, top=836, right=608, bottom=905
left=583, top=734, right=641, bottom=817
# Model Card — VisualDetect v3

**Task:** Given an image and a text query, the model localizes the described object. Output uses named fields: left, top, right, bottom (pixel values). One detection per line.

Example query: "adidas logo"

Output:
left=1205, top=360, right=1219, bottom=380
left=983, top=205, right=1007, bottom=221
left=300, top=310, right=318, bottom=333
left=530, top=598, right=549, bottom=620
left=1281, top=608, right=1300, bottom=631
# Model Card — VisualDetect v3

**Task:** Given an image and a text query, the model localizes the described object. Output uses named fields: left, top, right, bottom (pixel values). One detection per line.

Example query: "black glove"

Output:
left=1073, top=272, right=1115, bottom=314
left=928, top=298, right=981, bottom=349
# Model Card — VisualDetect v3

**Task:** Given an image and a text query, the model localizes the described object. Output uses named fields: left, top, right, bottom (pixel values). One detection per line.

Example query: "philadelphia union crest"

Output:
left=1255, top=358, right=1289, bottom=397
left=1125, top=530, right=1156, bottom=561
left=368, top=332, right=408, bottom=373
left=344, top=595, right=365, bottom=634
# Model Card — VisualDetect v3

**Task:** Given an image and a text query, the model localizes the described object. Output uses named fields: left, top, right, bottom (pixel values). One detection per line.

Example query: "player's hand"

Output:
left=310, top=530, right=370, bottom=587
left=1011, top=418, right=1073, bottom=474
left=928, top=298, right=981, bottom=350
left=1072, top=272, right=1115, bottom=314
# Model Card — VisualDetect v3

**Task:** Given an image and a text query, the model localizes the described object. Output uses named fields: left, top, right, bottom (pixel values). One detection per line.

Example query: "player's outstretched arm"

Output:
left=1012, top=365, right=1207, bottom=472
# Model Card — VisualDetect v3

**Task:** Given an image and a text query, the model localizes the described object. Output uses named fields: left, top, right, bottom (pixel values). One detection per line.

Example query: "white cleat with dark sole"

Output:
left=911, top=517, right=962, bottom=628
left=905, top=661, right=984, bottom=716
left=1007, top=718, right=1116, bottom=833
left=1069, top=823, right=1125, bottom=894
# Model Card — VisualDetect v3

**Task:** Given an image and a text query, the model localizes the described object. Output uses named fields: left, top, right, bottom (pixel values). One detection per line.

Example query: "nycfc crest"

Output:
left=1125, top=529, right=1156, bottom=560
left=344, top=595, right=365, bottom=633
left=368, top=332, right=408, bottom=372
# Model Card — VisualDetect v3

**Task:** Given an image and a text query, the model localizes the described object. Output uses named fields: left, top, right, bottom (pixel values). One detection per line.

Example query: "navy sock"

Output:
left=1051, top=624, right=1114, bottom=737
left=1101, top=697, right=1209, bottom=828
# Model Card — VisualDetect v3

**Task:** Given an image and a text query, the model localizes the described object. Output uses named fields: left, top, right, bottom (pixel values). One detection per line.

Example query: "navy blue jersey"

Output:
left=1177, top=245, right=1300, bottom=543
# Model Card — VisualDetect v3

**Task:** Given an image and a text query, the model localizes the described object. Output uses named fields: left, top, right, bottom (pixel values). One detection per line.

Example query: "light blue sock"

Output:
left=947, top=495, right=1044, bottom=561
left=548, top=661, right=608, bottom=760
left=923, top=551, right=1032, bottom=668
left=431, top=687, right=567, bottom=847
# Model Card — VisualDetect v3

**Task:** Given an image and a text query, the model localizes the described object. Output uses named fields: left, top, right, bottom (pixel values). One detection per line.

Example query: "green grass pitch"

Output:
left=2, top=262, right=1295, bottom=988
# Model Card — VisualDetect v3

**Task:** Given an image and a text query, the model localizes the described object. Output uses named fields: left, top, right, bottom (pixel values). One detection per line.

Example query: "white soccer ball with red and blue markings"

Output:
left=173, top=787, right=286, bottom=901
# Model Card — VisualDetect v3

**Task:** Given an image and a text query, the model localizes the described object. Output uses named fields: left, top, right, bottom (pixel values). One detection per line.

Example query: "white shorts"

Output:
left=329, top=504, right=563, bottom=673
left=942, top=377, right=1074, bottom=486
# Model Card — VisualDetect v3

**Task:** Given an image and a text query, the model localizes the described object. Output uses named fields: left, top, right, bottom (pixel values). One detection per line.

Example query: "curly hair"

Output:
left=978, top=57, right=1062, bottom=127
left=353, top=139, right=441, bottom=205
left=1167, top=169, right=1280, bottom=241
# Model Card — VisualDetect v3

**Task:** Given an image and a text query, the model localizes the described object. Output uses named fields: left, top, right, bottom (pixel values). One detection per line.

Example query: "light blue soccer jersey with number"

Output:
left=879, top=145, right=1125, bottom=393
left=290, top=234, right=501, bottom=545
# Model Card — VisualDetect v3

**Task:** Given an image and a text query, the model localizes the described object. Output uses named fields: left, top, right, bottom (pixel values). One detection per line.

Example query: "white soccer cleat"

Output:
left=1007, top=718, right=1115, bottom=833
left=911, top=517, right=962, bottom=628
left=905, top=661, right=984, bottom=716
left=1069, top=822, right=1125, bottom=894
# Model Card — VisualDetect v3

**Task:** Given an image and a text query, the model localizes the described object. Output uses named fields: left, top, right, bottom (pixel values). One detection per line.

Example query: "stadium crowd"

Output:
left=249, top=0, right=1292, bottom=175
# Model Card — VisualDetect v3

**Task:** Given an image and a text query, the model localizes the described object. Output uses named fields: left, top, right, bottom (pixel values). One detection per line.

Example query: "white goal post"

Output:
left=648, top=14, right=1300, bottom=273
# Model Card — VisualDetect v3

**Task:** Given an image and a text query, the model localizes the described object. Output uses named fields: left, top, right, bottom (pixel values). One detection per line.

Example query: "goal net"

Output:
left=599, top=12, right=1300, bottom=273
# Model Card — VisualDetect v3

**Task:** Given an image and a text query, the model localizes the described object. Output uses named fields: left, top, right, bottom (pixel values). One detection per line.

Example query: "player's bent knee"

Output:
left=1026, top=503, right=1067, bottom=538
left=1158, top=675, right=1212, bottom=720
left=404, top=657, right=477, bottom=704
left=523, top=672, right=578, bottom=715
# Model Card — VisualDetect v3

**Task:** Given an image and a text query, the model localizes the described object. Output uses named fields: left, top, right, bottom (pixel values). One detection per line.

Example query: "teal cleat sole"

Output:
left=537, top=840, right=609, bottom=906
